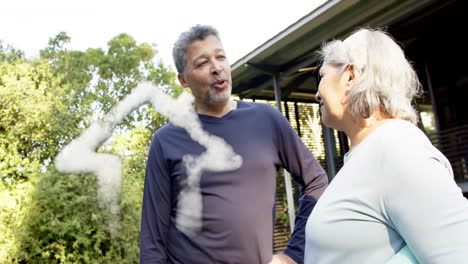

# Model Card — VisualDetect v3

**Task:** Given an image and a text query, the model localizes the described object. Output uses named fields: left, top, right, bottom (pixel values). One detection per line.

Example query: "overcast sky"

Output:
left=0, top=0, right=326, bottom=70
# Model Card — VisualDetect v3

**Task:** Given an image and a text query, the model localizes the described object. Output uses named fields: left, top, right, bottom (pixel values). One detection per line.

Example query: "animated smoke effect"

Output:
left=55, top=82, right=243, bottom=235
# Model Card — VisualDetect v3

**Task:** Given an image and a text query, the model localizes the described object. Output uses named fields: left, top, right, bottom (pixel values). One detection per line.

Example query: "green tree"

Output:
left=0, top=58, right=69, bottom=181
left=40, top=32, right=180, bottom=132
left=1, top=32, right=183, bottom=263
left=0, top=41, right=24, bottom=62
left=8, top=169, right=143, bottom=263
left=1, top=32, right=182, bottom=182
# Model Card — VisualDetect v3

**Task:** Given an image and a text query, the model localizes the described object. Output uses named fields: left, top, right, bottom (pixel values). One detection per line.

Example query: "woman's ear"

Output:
left=341, top=65, right=355, bottom=105
left=346, top=64, right=356, bottom=84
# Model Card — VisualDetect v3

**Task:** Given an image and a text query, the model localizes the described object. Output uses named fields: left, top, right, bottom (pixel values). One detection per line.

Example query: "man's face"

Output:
left=178, top=35, right=232, bottom=107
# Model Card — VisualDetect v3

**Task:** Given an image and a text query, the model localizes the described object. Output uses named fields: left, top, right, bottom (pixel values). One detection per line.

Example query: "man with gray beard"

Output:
left=140, top=24, right=328, bottom=264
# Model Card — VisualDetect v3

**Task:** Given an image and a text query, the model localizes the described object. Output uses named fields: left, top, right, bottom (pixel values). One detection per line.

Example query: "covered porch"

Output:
left=231, top=0, right=468, bottom=190
left=230, top=0, right=468, bottom=251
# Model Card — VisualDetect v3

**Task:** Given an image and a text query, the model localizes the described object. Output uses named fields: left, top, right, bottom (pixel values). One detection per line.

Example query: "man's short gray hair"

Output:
left=318, top=28, right=422, bottom=124
left=172, top=24, right=220, bottom=73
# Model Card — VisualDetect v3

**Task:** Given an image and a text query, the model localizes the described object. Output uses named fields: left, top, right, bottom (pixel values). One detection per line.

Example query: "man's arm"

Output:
left=269, top=197, right=319, bottom=264
left=270, top=105, right=328, bottom=264
left=280, top=196, right=319, bottom=264
left=140, top=135, right=172, bottom=263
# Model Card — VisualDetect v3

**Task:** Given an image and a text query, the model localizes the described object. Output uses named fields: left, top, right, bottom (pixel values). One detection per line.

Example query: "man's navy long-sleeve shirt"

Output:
left=140, top=100, right=328, bottom=263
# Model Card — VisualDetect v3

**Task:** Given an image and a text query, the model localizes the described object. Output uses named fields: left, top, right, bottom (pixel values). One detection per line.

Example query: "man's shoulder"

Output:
left=237, top=100, right=262, bottom=108
left=237, top=100, right=279, bottom=116
left=152, top=123, right=180, bottom=139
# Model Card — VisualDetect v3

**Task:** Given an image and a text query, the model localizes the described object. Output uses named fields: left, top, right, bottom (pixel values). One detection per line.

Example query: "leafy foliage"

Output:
left=0, top=32, right=183, bottom=263
left=0, top=58, right=67, bottom=181
left=0, top=181, right=32, bottom=262
left=0, top=41, right=24, bottom=62
left=8, top=169, right=140, bottom=263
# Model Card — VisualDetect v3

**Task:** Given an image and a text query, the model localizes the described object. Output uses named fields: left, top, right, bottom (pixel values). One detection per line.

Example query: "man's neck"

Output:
left=195, top=99, right=237, bottom=118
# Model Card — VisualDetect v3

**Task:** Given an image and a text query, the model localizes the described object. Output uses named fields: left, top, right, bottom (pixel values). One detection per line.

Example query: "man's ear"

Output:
left=178, top=73, right=189, bottom=88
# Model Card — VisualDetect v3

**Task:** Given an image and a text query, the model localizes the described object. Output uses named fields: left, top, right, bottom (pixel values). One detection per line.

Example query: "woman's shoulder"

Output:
left=377, top=119, right=448, bottom=167
left=377, top=119, right=429, bottom=149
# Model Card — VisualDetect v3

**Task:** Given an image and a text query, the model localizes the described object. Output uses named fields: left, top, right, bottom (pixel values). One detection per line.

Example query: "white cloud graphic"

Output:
left=55, top=82, right=242, bottom=235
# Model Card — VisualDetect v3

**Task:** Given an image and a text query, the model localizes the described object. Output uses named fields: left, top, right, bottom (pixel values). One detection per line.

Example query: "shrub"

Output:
left=7, top=168, right=142, bottom=264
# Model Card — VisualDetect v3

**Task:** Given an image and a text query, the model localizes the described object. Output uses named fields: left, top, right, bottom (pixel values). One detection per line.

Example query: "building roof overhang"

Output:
left=231, top=0, right=442, bottom=102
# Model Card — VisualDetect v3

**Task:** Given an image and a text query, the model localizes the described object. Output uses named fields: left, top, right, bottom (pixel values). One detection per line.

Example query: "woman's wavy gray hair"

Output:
left=318, top=28, right=422, bottom=124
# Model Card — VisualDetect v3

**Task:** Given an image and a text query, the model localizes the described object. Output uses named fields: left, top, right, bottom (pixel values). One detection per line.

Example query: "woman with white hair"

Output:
left=305, top=28, right=468, bottom=263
